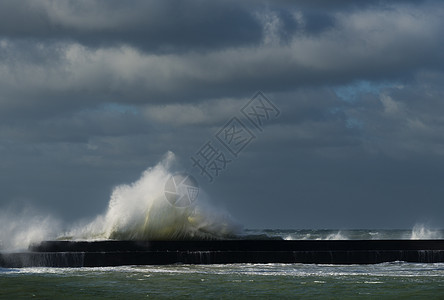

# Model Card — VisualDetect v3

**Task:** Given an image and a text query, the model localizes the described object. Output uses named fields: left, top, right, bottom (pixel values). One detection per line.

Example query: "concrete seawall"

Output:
left=2, top=240, right=444, bottom=267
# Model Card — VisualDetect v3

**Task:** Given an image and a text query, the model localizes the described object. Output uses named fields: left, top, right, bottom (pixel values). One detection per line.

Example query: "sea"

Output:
left=2, top=229, right=444, bottom=299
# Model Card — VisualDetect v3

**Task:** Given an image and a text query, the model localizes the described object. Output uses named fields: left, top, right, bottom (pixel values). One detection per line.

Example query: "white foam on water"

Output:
left=320, top=231, right=348, bottom=240
left=284, top=231, right=348, bottom=240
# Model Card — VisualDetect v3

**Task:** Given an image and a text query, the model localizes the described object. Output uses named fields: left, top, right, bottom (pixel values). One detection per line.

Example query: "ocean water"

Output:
left=2, top=262, right=444, bottom=299
left=2, top=229, right=444, bottom=299
left=242, top=227, right=444, bottom=240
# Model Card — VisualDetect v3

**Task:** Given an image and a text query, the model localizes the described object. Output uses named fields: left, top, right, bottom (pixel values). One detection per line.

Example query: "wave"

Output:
left=66, top=152, right=241, bottom=241
left=282, top=230, right=348, bottom=240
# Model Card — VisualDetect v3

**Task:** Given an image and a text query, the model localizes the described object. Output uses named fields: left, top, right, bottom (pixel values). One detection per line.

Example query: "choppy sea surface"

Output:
left=1, top=229, right=444, bottom=299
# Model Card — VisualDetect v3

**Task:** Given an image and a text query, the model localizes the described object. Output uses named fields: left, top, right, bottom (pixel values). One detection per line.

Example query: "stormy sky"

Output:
left=1, top=0, right=444, bottom=229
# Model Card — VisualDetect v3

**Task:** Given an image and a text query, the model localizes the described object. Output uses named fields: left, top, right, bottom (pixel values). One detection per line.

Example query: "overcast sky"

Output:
left=1, top=0, right=444, bottom=229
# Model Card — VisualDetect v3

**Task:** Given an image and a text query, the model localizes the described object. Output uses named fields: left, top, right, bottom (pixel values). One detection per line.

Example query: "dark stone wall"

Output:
left=2, top=240, right=444, bottom=267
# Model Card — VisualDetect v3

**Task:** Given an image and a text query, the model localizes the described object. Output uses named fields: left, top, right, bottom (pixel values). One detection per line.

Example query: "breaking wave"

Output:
left=66, top=152, right=241, bottom=241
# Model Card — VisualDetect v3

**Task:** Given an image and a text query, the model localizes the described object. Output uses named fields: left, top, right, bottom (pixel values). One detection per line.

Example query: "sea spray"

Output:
left=0, top=206, right=60, bottom=251
left=68, top=152, right=240, bottom=240
left=283, top=230, right=348, bottom=240
left=323, top=231, right=347, bottom=240
left=410, top=224, right=442, bottom=239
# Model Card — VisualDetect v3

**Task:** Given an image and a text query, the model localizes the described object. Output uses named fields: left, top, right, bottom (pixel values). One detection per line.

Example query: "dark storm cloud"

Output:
left=0, top=0, right=351, bottom=52
left=1, top=0, right=444, bottom=228
left=0, top=0, right=442, bottom=112
left=0, top=0, right=262, bottom=52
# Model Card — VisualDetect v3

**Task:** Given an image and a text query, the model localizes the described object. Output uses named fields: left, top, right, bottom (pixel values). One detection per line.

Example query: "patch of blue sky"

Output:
left=346, top=118, right=363, bottom=129
left=331, top=80, right=402, bottom=130
left=333, top=80, right=400, bottom=103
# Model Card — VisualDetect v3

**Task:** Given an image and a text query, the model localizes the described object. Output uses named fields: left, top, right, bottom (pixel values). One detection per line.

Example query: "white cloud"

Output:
left=143, top=98, right=243, bottom=126
left=380, top=94, right=404, bottom=115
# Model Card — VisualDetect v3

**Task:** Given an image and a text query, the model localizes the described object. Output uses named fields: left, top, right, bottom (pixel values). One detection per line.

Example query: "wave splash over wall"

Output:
left=68, top=152, right=240, bottom=241
left=0, top=207, right=60, bottom=251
